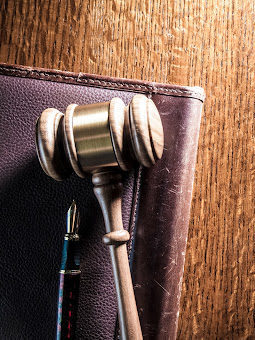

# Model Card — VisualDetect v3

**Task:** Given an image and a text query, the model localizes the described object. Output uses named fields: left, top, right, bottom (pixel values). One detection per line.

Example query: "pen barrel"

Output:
left=56, top=234, right=80, bottom=340
left=56, top=271, right=81, bottom=340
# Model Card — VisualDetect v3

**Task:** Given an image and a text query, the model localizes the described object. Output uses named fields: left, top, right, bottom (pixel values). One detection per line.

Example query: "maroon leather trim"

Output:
left=0, top=63, right=205, bottom=102
left=132, top=93, right=203, bottom=339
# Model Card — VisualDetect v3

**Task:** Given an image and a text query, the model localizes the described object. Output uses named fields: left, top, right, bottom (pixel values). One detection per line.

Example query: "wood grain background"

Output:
left=0, top=0, right=254, bottom=338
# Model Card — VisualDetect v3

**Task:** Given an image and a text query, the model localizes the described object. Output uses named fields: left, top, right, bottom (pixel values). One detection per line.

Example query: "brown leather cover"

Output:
left=0, top=64, right=204, bottom=339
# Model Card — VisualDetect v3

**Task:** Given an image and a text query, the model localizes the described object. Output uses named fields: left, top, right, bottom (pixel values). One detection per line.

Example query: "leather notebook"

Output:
left=0, top=64, right=205, bottom=339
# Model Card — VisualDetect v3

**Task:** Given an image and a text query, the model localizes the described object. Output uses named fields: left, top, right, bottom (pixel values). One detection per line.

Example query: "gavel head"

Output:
left=35, top=94, right=164, bottom=181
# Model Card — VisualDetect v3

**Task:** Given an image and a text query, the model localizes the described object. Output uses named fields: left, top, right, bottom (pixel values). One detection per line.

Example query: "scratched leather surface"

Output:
left=0, top=65, right=204, bottom=339
left=132, top=94, right=203, bottom=339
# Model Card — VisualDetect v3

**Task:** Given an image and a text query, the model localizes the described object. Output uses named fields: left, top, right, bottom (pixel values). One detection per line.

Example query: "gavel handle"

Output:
left=93, top=171, right=143, bottom=340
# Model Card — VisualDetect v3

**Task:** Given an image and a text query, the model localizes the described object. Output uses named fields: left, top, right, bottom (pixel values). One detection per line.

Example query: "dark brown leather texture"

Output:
left=0, top=64, right=205, bottom=340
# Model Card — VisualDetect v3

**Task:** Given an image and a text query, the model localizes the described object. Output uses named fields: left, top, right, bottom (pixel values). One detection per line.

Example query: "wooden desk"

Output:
left=1, top=1, right=254, bottom=337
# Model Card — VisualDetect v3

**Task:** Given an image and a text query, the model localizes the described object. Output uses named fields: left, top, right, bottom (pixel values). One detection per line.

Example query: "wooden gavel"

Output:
left=35, top=94, right=164, bottom=340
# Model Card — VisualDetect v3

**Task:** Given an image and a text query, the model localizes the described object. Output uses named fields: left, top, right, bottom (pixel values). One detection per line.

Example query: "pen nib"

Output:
left=67, top=200, right=80, bottom=234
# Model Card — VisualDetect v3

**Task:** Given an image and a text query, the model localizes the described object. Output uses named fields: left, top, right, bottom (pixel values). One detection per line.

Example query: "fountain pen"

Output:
left=56, top=201, right=81, bottom=340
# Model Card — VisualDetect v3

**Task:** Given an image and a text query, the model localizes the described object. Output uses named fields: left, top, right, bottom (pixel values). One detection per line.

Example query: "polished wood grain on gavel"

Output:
left=35, top=94, right=164, bottom=340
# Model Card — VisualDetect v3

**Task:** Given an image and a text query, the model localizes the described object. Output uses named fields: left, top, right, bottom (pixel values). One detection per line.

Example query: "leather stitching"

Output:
left=127, top=166, right=143, bottom=261
left=0, top=64, right=205, bottom=101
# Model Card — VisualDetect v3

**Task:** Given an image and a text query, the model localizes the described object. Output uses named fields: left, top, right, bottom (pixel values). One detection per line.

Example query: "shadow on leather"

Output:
left=0, top=157, right=105, bottom=339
